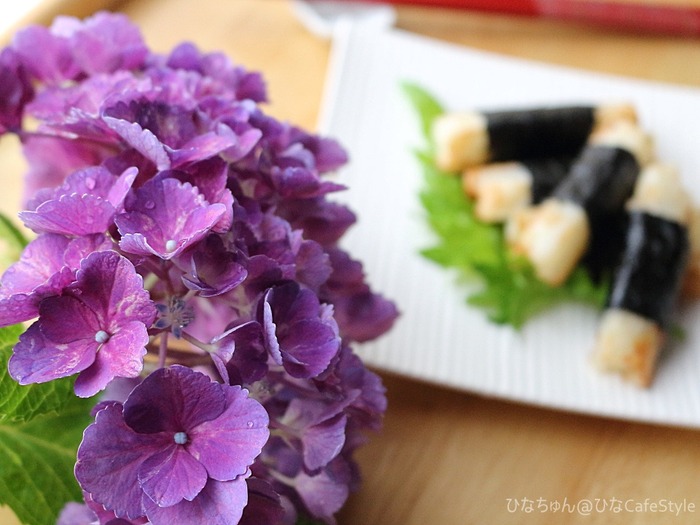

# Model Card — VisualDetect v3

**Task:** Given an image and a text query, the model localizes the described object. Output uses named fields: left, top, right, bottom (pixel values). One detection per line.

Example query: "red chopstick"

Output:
left=359, top=0, right=700, bottom=36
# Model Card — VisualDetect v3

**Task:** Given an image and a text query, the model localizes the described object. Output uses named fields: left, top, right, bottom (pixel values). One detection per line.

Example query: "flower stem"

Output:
left=158, top=332, right=169, bottom=369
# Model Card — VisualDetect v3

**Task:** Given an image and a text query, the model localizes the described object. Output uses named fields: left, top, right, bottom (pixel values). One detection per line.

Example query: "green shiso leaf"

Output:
left=0, top=325, right=93, bottom=525
left=400, top=81, right=444, bottom=145
left=0, top=211, right=28, bottom=272
left=404, top=81, right=609, bottom=328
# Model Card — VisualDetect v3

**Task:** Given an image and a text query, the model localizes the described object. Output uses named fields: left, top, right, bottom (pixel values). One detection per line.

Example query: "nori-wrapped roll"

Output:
left=506, top=121, right=652, bottom=286
left=463, top=156, right=573, bottom=223
left=433, top=103, right=636, bottom=172
left=592, top=163, right=692, bottom=387
left=607, top=211, right=689, bottom=328
left=486, top=106, right=594, bottom=162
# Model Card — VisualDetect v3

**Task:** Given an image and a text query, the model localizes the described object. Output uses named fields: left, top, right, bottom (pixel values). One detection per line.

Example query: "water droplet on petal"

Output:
left=85, top=177, right=96, bottom=190
left=246, top=421, right=254, bottom=428
left=165, top=239, right=177, bottom=252
left=144, top=200, right=155, bottom=210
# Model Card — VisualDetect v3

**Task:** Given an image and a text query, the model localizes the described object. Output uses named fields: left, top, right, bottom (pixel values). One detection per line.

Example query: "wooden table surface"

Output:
left=3, top=1, right=700, bottom=524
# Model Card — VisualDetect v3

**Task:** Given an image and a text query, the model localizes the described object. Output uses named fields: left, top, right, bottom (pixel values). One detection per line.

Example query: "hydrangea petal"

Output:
left=19, top=193, right=117, bottom=235
left=0, top=233, right=71, bottom=297
left=294, top=461, right=351, bottom=522
left=0, top=48, right=33, bottom=133
left=74, top=321, right=149, bottom=398
left=138, top=445, right=208, bottom=507
left=302, top=413, right=347, bottom=471
left=39, top=294, right=100, bottom=342
left=116, top=177, right=226, bottom=259
left=68, top=12, right=149, bottom=74
left=8, top=323, right=97, bottom=385
left=280, top=318, right=340, bottom=378
left=70, top=250, right=155, bottom=327
left=11, top=24, right=79, bottom=83
left=238, top=478, right=285, bottom=525
left=0, top=233, right=112, bottom=327
left=142, top=478, right=248, bottom=525
left=76, top=403, right=168, bottom=519
left=169, top=127, right=239, bottom=168
left=103, top=116, right=170, bottom=170
left=123, top=365, right=226, bottom=434
left=188, top=385, right=269, bottom=481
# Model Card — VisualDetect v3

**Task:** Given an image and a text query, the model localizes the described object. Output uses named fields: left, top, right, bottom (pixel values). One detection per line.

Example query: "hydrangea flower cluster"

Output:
left=0, top=12, right=397, bottom=525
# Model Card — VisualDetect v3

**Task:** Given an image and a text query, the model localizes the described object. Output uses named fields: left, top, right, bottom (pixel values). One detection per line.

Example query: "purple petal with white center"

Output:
left=9, top=251, right=155, bottom=396
left=73, top=322, right=149, bottom=398
left=142, top=478, right=248, bottom=525
left=138, top=445, right=208, bottom=506
left=8, top=322, right=97, bottom=386
left=188, top=385, right=269, bottom=482
left=116, top=177, right=226, bottom=259
left=75, top=403, right=167, bottom=519
left=123, top=366, right=226, bottom=434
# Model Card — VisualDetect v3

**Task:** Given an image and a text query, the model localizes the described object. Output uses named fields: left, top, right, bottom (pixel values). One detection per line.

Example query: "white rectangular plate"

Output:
left=319, top=21, right=700, bottom=428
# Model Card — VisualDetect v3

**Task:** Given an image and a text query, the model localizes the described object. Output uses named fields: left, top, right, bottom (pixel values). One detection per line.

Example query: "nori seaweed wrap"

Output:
left=607, top=211, right=690, bottom=327
left=486, top=106, right=594, bottom=162
left=553, top=145, right=640, bottom=217
left=524, top=156, right=575, bottom=204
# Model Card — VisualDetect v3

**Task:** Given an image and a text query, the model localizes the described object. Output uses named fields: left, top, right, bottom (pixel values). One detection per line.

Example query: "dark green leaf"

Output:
left=0, top=325, right=94, bottom=525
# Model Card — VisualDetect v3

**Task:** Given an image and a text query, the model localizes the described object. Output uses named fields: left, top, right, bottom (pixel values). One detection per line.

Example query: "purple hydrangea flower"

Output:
left=20, top=166, right=136, bottom=236
left=116, top=176, right=226, bottom=260
left=0, top=11, right=396, bottom=524
left=0, top=233, right=111, bottom=327
left=75, top=366, right=269, bottom=524
left=0, top=47, right=33, bottom=134
left=8, top=250, right=156, bottom=397
left=182, top=234, right=247, bottom=297
left=260, top=281, right=340, bottom=379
